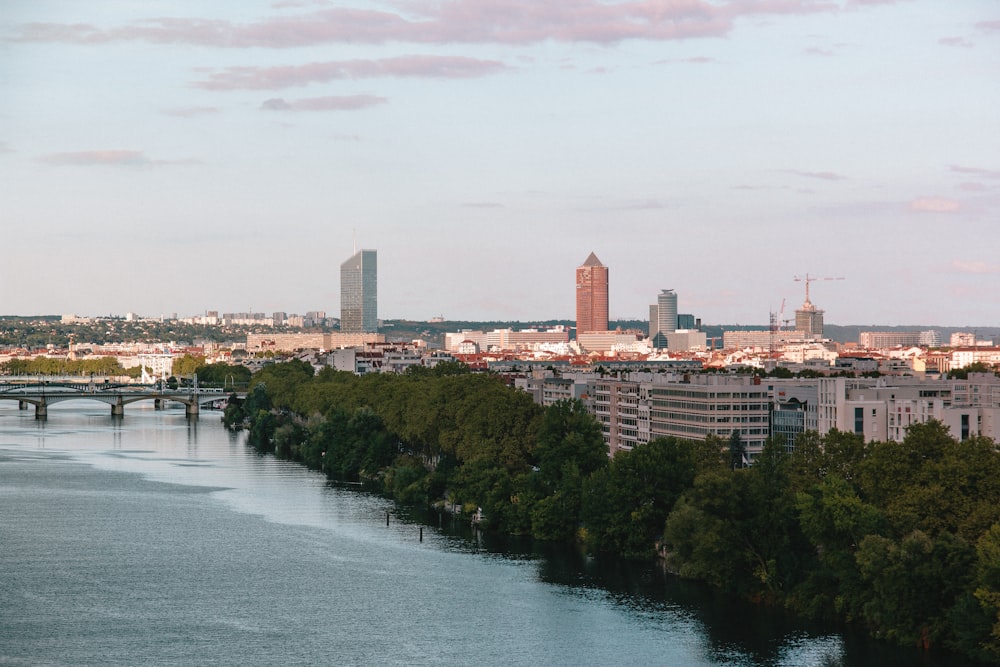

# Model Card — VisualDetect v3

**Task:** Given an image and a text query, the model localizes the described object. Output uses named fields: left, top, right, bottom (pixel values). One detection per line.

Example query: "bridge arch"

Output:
left=0, top=383, right=239, bottom=419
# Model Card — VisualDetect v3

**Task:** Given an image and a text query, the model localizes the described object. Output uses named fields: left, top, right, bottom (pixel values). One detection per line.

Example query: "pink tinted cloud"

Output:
left=272, top=0, right=330, bottom=8
left=162, top=106, right=220, bottom=117
left=976, top=20, right=1000, bottom=33
left=909, top=196, right=961, bottom=213
left=950, top=164, right=1000, bottom=179
left=260, top=94, right=386, bottom=111
left=787, top=169, right=846, bottom=181
left=952, top=260, right=1000, bottom=275
left=15, top=1, right=844, bottom=48
left=196, top=55, right=507, bottom=90
left=938, top=36, right=973, bottom=48
left=38, top=150, right=199, bottom=166
left=957, top=182, right=989, bottom=192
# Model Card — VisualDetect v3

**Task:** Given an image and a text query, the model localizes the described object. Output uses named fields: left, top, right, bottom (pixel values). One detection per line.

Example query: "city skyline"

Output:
left=2, top=1, right=998, bottom=326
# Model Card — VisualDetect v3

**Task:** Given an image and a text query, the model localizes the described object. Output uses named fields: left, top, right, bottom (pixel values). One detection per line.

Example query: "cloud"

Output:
left=260, top=94, right=386, bottom=111
left=14, top=1, right=846, bottom=48
left=272, top=0, right=330, bottom=8
left=957, top=182, right=989, bottom=192
left=162, top=106, right=221, bottom=117
left=39, top=150, right=153, bottom=166
left=462, top=201, right=504, bottom=208
left=37, top=150, right=199, bottom=166
left=681, top=56, right=718, bottom=64
left=617, top=199, right=672, bottom=210
left=195, top=55, right=508, bottom=90
left=909, top=196, right=961, bottom=213
left=976, top=20, right=1000, bottom=33
left=938, top=36, right=973, bottom=48
left=0, top=141, right=13, bottom=154
left=787, top=169, right=846, bottom=181
left=803, top=46, right=835, bottom=56
left=950, top=164, right=1000, bottom=179
left=952, top=260, right=1000, bottom=275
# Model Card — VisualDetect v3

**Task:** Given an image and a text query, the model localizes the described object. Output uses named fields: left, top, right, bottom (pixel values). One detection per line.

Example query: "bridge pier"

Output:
left=185, top=401, right=199, bottom=417
left=35, top=401, right=47, bottom=419
left=19, top=400, right=28, bottom=411
left=154, top=399, right=162, bottom=410
left=111, top=398, right=124, bottom=418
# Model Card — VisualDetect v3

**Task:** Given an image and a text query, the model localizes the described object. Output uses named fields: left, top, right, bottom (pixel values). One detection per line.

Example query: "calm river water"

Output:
left=0, top=403, right=985, bottom=666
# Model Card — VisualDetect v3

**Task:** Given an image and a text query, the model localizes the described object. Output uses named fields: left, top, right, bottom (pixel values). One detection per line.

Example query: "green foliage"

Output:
left=0, top=355, right=132, bottom=377
left=534, top=399, right=606, bottom=488
left=728, top=430, right=747, bottom=470
left=660, top=421, right=1000, bottom=660
left=949, top=362, right=995, bottom=379
left=231, top=360, right=1000, bottom=663
left=197, top=362, right=251, bottom=387
left=171, top=353, right=205, bottom=380
left=582, top=437, right=704, bottom=559
left=250, top=359, right=315, bottom=409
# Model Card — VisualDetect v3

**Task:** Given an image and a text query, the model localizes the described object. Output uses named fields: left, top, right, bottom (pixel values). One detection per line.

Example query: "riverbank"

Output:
left=230, top=361, right=1000, bottom=664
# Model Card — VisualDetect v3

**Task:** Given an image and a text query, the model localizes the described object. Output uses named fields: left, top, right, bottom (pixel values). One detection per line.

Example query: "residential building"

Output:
left=723, top=329, right=805, bottom=350
left=577, top=330, right=643, bottom=354
left=246, top=332, right=383, bottom=352
left=341, top=249, right=377, bottom=333
left=444, top=327, right=569, bottom=353
left=951, top=347, right=1000, bottom=370
left=587, top=375, right=649, bottom=455
left=858, top=331, right=923, bottom=349
left=665, top=329, right=707, bottom=352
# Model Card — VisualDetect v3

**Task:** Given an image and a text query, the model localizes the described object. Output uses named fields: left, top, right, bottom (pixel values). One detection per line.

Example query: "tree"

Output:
left=949, top=362, right=994, bottom=380
left=534, top=399, right=606, bottom=488
left=171, top=353, right=205, bottom=380
left=728, top=431, right=746, bottom=470
left=582, top=437, right=701, bottom=558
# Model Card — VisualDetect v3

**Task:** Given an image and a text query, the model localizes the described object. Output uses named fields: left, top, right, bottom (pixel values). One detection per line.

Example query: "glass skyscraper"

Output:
left=340, top=249, right=377, bottom=333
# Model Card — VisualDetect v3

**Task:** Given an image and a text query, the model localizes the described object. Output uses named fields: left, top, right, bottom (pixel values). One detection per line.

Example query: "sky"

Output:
left=2, top=1, right=999, bottom=327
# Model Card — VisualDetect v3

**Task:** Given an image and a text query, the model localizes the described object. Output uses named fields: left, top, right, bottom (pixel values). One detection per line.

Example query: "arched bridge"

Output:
left=0, top=381, right=244, bottom=419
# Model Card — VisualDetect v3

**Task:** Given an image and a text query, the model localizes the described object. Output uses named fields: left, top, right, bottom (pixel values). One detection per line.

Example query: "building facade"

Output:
left=341, top=249, right=378, bottom=333
left=648, top=375, right=771, bottom=460
left=246, top=332, right=384, bottom=352
left=858, top=331, right=923, bottom=349
left=575, top=252, right=609, bottom=335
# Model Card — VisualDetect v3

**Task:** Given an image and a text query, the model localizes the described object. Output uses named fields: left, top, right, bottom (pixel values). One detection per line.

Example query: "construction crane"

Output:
left=794, top=273, right=845, bottom=308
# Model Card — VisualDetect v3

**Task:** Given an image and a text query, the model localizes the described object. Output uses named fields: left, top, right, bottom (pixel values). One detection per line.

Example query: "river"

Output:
left=0, top=402, right=984, bottom=666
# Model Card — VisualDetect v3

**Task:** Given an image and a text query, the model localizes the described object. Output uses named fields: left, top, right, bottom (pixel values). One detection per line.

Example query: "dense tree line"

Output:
left=229, top=361, right=1000, bottom=663
left=0, top=356, right=140, bottom=377
left=662, top=424, right=1000, bottom=662
left=0, top=354, right=252, bottom=387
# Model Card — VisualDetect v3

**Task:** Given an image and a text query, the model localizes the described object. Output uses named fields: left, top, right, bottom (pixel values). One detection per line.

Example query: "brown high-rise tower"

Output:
left=575, top=252, right=609, bottom=335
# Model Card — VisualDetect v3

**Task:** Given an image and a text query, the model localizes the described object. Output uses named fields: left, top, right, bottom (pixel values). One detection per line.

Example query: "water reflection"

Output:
left=2, top=404, right=990, bottom=667
left=391, top=505, right=988, bottom=667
